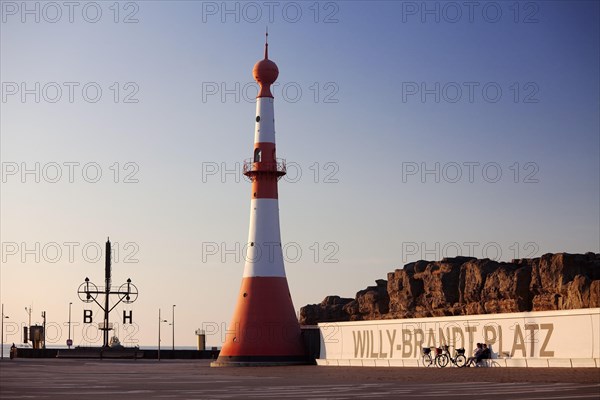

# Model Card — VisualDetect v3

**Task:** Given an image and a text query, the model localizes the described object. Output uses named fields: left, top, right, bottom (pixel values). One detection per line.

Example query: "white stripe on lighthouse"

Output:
left=243, top=198, right=286, bottom=278
left=255, top=97, right=275, bottom=144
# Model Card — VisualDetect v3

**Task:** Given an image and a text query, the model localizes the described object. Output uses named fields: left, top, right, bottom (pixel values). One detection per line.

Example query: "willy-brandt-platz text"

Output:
left=347, top=322, right=554, bottom=360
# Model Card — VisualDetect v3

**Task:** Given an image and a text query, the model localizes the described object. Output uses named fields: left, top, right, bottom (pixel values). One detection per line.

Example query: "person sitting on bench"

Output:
left=476, top=343, right=491, bottom=366
left=465, top=343, right=483, bottom=367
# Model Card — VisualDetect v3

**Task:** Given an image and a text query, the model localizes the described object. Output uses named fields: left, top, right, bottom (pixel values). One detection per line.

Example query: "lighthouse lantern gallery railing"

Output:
left=243, top=158, right=287, bottom=179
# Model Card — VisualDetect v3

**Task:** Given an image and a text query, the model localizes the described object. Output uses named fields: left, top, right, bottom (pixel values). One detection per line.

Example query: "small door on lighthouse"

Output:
left=254, top=148, right=262, bottom=162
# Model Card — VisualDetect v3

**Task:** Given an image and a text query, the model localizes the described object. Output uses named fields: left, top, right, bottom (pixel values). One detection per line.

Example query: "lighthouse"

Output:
left=211, top=34, right=306, bottom=366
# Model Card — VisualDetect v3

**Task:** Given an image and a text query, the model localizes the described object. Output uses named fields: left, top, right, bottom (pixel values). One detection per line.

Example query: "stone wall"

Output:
left=299, top=253, right=600, bottom=325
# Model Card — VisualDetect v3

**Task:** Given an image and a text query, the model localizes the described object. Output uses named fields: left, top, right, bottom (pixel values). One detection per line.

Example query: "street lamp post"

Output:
left=24, top=306, right=31, bottom=327
left=158, top=309, right=167, bottom=361
left=24, top=306, right=32, bottom=345
left=41, top=311, right=46, bottom=349
left=1, top=304, right=9, bottom=360
left=172, top=305, right=176, bottom=352
left=68, top=302, right=73, bottom=349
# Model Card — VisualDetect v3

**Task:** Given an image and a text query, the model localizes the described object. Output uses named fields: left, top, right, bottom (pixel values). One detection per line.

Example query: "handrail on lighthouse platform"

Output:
left=243, top=158, right=287, bottom=179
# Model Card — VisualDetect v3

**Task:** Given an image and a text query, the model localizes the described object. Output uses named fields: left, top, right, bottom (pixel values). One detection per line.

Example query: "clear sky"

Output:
left=1, top=1, right=598, bottom=348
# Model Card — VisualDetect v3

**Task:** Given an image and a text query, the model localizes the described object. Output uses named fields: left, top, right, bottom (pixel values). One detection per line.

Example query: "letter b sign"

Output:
left=83, top=310, right=93, bottom=323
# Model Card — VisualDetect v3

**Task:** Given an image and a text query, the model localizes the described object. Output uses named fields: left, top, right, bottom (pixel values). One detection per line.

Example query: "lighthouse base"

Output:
left=210, top=355, right=309, bottom=367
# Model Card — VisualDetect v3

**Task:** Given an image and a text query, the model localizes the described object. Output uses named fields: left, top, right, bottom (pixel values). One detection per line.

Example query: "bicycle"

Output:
left=422, top=347, right=434, bottom=367
left=439, top=345, right=467, bottom=368
left=422, top=347, right=447, bottom=367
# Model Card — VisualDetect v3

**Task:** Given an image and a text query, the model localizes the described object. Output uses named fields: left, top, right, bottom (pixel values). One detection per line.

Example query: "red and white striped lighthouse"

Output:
left=211, top=34, right=306, bottom=366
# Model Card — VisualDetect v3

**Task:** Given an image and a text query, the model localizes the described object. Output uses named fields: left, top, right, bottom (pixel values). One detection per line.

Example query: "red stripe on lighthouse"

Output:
left=216, top=277, right=305, bottom=360
left=248, top=143, right=280, bottom=199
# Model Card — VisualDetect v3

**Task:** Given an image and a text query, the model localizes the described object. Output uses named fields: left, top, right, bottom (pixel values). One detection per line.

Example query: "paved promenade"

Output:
left=1, top=359, right=599, bottom=399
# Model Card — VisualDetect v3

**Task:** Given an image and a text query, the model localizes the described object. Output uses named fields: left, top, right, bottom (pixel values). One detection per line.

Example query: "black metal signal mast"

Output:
left=77, top=238, right=138, bottom=347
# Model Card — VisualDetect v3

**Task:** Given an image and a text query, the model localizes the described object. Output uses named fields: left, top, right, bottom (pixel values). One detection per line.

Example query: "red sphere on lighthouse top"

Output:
left=253, top=31, right=278, bottom=98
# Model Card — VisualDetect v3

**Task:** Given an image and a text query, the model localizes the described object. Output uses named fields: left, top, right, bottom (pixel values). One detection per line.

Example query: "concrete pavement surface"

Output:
left=1, top=359, right=599, bottom=399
